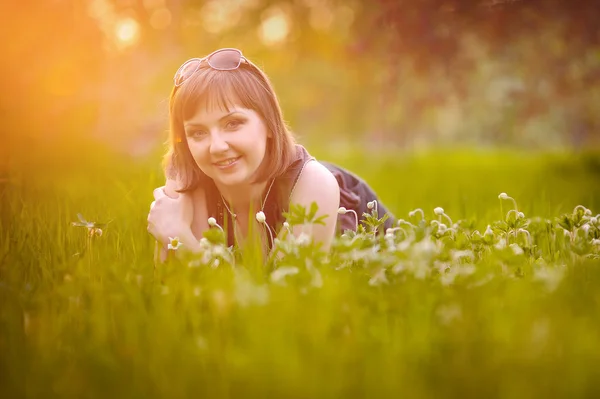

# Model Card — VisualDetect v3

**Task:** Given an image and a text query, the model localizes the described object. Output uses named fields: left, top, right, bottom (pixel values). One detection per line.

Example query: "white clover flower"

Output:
left=495, top=238, right=507, bottom=250
left=434, top=207, right=444, bottom=216
left=509, top=243, right=524, bottom=255
left=208, top=217, right=217, bottom=226
left=367, top=201, right=375, bottom=210
left=337, top=207, right=348, bottom=214
left=270, top=266, right=299, bottom=285
left=283, top=221, right=290, bottom=229
left=484, top=225, right=494, bottom=237
left=296, top=232, right=311, bottom=246
left=498, top=192, right=509, bottom=200
left=368, top=268, right=388, bottom=286
left=582, top=224, right=590, bottom=235
left=590, top=217, right=598, bottom=225
left=518, top=212, right=525, bottom=219
left=168, top=236, right=183, bottom=251
left=255, top=211, right=266, bottom=223
left=437, top=223, right=448, bottom=234
left=451, top=249, right=475, bottom=262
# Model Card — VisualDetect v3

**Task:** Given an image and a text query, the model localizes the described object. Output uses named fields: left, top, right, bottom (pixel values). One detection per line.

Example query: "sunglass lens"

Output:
left=175, top=59, right=201, bottom=86
left=208, top=49, right=242, bottom=70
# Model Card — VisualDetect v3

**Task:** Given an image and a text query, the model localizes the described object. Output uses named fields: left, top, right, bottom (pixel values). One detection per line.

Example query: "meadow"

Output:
left=1, top=146, right=600, bottom=398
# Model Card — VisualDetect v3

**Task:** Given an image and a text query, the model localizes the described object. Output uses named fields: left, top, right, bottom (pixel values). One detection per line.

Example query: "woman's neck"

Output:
left=216, top=180, right=269, bottom=213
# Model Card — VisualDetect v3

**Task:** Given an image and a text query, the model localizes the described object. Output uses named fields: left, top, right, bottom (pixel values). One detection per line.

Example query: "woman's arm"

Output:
left=286, top=160, right=340, bottom=251
left=151, top=179, right=208, bottom=261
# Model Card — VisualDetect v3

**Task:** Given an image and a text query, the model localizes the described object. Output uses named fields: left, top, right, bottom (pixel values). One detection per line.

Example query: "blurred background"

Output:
left=2, top=0, right=599, bottom=168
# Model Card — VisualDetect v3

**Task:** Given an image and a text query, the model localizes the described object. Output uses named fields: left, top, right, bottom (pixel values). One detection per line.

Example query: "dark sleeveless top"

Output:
left=204, top=144, right=396, bottom=249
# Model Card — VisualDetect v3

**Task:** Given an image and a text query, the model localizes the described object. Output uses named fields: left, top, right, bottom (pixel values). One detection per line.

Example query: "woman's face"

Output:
left=183, top=104, right=269, bottom=187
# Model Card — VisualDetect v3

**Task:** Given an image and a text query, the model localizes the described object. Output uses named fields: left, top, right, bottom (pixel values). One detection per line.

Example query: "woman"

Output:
left=147, top=48, right=395, bottom=260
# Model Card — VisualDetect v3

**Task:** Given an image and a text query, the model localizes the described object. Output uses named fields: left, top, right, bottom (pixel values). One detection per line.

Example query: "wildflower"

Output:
left=296, top=232, right=311, bottom=246
left=484, top=225, right=494, bottom=237
left=437, top=223, right=448, bottom=235
left=581, top=224, right=590, bottom=236
left=168, top=236, right=183, bottom=251
left=207, top=217, right=224, bottom=233
left=367, top=200, right=379, bottom=214
left=255, top=211, right=273, bottom=244
left=283, top=221, right=291, bottom=233
left=509, top=243, right=524, bottom=255
left=368, top=268, right=388, bottom=286
left=434, top=207, right=444, bottom=216
left=408, top=208, right=425, bottom=220
left=498, top=192, right=519, bottom=211
left=518, top=212, right=525, bottom=219
left=337, top=207, right=358, bottom=231
left=270, top=266, right=300, bottom=285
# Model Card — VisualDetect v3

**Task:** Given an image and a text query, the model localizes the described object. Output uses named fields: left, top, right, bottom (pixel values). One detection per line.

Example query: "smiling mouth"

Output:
left=214, top=156, right=241, bottom=167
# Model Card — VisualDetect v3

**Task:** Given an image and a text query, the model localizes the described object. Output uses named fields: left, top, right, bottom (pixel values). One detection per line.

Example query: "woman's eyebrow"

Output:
left=184, top=111, right=242, bottom=129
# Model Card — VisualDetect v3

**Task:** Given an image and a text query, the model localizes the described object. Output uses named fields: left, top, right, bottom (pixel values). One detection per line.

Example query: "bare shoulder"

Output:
left=291, top=160, right=340, bottom=206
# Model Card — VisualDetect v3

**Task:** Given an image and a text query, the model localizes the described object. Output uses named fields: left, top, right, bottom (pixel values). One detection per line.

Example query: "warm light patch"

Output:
left=143, top=0, right=165, bottom=10
left=259, top=6, right=291, bottom=46
left=150, top=7, right=172, bottom=29
left=115, top=17, right=140, bottom=48
left=201, top=0, right=241, bottom=34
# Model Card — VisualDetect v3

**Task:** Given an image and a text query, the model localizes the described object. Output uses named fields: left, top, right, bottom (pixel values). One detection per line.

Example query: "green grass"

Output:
left=1, top=147, right=600, bottom=398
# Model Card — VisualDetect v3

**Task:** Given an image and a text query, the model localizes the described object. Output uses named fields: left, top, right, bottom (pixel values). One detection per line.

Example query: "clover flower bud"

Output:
left=367, top=201, right=375, bottom=210
left=283, top=222, right=290, bottom=229
left=437, top=223, right=447, bottom=234
left=434, top=207, right=444, bottom=216
left=338, top=207, right=348, bottom=214
left=498, top=192, right=509, bottom=200
left=255, top=211, right=266, bottom=223
left=518, top=212, right=525, bottom=219
left=208, top=217, right=217, bottom=227
left=590, top=217, right=598, bottom=225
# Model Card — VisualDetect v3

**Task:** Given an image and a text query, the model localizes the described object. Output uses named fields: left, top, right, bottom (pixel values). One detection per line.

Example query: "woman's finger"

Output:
left=153, top=186, right=166, bottom=200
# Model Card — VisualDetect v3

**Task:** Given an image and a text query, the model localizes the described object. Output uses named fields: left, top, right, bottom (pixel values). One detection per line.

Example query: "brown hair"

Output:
left=162, top=55, right=296, bottom=192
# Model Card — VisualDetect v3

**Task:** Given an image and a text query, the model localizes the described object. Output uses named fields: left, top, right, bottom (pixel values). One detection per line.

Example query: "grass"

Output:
left=1, top=146, right=600, bottom=398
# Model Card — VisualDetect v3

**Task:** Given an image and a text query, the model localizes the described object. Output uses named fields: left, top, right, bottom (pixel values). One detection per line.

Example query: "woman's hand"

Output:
left=147, top=180, right=194, bottom=246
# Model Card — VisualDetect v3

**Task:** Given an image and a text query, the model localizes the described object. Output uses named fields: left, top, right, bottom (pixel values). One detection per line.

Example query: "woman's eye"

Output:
left=188, top=131, right=207, bottom=139
left=225, top=119, right=243, bottom=130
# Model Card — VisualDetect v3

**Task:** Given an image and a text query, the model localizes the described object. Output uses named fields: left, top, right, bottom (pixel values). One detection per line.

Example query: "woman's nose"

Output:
left=209, top=132, right=230, bottom=154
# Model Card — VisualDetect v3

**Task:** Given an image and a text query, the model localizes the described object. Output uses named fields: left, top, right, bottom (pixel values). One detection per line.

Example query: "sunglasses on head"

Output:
left=173, top=48, right=249, bottom=87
